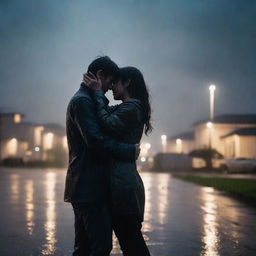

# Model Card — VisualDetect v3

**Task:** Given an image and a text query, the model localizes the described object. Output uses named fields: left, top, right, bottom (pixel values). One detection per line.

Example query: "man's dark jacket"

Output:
left=64, top=84, right=136, bottom=203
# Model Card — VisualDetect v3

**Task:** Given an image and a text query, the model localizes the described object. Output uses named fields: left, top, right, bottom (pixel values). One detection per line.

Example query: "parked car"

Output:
left=220, top=158, right=256, bottom=173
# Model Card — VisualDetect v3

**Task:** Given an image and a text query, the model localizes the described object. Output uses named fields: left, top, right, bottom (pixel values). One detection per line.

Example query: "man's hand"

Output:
left=83, top=72, right=102, bottom=90
left=135, top=143, right=141, bottom=160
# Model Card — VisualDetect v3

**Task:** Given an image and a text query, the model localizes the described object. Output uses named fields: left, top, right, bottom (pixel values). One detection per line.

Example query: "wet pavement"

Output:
left=0, top=168, right=256, bottom=256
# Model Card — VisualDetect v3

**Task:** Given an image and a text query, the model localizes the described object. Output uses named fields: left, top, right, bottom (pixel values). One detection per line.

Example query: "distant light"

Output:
left=161, top=135, right=167, bottom=141
left=148, top=157, right=154, bottom=163
left=141, top=157, right=146, bottom=162
left=14, top=114, right=21, bottom=123
left=207, top=122, right=213, bottom=129
left=26, top=150, right=32, bottom=156
left=176, top=138, right=182, bottom=145
left=62, top=136, right=68, bottom=149
left=34, top=126, right=44, bottom=146
left=35, top=146, right=40, bottom=152
left=145, top=143, right=151, bottom=150
left=44, top=132, right=54, bottom=150
left=209, top=84, right=216, bottom=92
left=161, top=134, right=167, bottom=153
left=6, top=138, right=18, bottom=155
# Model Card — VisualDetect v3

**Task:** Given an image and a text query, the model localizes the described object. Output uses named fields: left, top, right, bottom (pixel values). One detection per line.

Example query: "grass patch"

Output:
left=174, top=175, right=256, bottom=202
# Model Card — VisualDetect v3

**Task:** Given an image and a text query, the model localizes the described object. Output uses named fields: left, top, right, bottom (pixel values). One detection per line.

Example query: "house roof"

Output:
left=44, top=123, right=66, bottom=136
left=168, top=131, right=194, bottom=141
left=193, top=114, right=256, bottom=126
left=0, top=112, right=25, bottom=117
left=221, top=127, right=256, bottom=139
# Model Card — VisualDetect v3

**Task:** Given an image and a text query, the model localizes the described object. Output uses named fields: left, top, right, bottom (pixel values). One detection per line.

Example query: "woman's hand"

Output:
left=83, top=72, right=102, bottom=90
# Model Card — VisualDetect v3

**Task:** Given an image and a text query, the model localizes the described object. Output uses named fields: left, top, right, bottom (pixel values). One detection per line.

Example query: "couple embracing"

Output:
left=64, top=56, right=152, bottom=256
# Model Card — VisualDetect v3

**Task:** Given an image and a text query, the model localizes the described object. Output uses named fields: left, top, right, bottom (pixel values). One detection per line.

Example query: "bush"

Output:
left=2, top=157, right=24, bottom=167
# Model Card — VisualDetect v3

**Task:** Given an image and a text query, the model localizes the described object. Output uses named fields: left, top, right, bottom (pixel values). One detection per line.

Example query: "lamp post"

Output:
left=176, top=138, right=183, bottom=153
left=145, top=143, right=151, bottom=156
left=209, top=84, right=216, bottom=121
left=161, top=135, right=167, bottom=153
left=206, top=122, right=213, bottom=149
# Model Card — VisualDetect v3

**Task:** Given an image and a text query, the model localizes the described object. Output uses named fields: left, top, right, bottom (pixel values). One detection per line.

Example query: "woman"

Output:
left=83, top=67, right=152, bottom=256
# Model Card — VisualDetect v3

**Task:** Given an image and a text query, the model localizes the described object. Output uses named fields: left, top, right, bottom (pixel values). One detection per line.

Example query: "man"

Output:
left=64, top=56, right=139, bottom=256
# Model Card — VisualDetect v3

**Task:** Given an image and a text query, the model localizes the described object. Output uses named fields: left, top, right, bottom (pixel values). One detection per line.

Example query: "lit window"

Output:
left=14, top=114, right=21, bottom=123
left=62, top=136, right=68, bottom=150
left=43, top=133, right=54, bottom=150
left=6, top=138, right=18, bottom=155
left=26, top=151, right=33, bottom=156
left=34, top=126, right=44, bottom=146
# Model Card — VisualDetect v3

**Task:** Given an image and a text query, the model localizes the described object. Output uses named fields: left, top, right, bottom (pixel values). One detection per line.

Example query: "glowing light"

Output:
left=14, top=113, right=21, bottom=123
left=34, top=126, right=44, bottom=146
left=41, top=172, right=57, bottom=255
left=10, top=173, right=20, bottom=203
left=207, top=122, right=213, bottom=129
left=140, top=142, right=152, bottom=157
left=200, top=187, right=220, bottom=256
left=161, top=135, right=167, bottom=153
left=142, top=174, right=153, bottom=233
left=145, top=143, right=151, bottom=150
left=43, top=133, right=54, bottom=150
left=161, top=135, right=167, bottom=141
left=35, top=146, right=40, bottom=152
left=156, top=174, right=170, bottom=225
left=26, top=150, right=32, bottom=156
left=6, top=138, right=18, bottom=155
left=176, top=138, right=183, bottom=153
left=209, top=84, right=216, bottom=92
left=148, top=157, right=154, bottom=163
left=25, top=180, right=35, bottom=235
left=141, top=157, right=146, bottom=162
left=209, top=85, right=216, bottom=121
left=62, top=136, right=68, bottom=150
left=176, top=138, right=182, bottom=145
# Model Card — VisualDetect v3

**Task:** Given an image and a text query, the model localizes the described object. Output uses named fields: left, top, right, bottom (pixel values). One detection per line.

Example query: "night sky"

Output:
left=1, top=0, right=256, bottom=151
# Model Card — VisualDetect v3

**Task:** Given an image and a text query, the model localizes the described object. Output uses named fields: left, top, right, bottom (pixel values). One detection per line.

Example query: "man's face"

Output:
left=101, top=75, right=113, bottom=93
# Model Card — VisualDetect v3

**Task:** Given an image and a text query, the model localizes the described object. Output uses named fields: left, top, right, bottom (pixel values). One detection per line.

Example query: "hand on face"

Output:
left=83, top=72, right=102, bottom=90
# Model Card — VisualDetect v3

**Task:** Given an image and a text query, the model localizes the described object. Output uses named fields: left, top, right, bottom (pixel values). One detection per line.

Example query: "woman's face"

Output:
left=111, top=79, right=129, bottom=100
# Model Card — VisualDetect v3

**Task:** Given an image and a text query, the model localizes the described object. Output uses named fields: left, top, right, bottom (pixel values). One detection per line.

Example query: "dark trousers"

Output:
left=71, top=203, right=112, bottom=256
left=113, top=215, right=151, bottom=256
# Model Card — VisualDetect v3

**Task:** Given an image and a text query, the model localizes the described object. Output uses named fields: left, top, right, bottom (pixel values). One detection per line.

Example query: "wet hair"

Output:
left=117, top=67, right=153, bottom=135
left=87, top=56, right=119, bottom=78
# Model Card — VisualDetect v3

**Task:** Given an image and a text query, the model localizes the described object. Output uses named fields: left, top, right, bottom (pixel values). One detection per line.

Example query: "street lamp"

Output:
left=176, top=138, right=183, bottom=153
left=145, top=143, right=151, bottom=150
left=142, top=142, right=151, bottom=158
left=161, top=135, right=167, bottom=153
left=209, top=84, right=216, bottom=121
left=206, top=122, right=213, bottom=149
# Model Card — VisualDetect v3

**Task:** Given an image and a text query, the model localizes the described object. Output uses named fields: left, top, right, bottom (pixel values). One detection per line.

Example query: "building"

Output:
left=193, top=114, right=256, bottom=158
left=0, top=112, right=68, bottom=164
left=221, top=127, right=256, bottom=158
left=167, top=132, right=195, bottom=154
left=166, top=114, right=256, bottom=159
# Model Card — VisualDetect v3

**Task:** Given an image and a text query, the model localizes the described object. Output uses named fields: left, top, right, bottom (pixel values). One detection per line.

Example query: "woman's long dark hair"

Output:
left=117, top=67, right=153, bottom=135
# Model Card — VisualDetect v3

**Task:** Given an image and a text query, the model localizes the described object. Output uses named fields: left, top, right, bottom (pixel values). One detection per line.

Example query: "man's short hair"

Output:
left=87, top=56, right=119, bottom=78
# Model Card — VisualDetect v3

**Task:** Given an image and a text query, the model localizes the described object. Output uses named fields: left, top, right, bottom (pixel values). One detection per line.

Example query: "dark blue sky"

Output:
left=1, top=0, right=256, bottom=151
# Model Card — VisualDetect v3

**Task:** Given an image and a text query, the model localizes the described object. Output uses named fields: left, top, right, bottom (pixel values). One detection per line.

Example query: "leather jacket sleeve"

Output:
left=92, top=90, right=139, bottom=135
left=71, top=97, right=136, bottom=161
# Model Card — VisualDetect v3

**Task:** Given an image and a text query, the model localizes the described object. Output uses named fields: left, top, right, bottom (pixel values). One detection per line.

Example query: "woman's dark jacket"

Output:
left=93, top=90, right=146, bottom=221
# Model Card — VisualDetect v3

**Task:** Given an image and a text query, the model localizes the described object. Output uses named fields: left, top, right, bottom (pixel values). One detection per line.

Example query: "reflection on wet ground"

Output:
left=0, top=168, right=256, bottom=256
